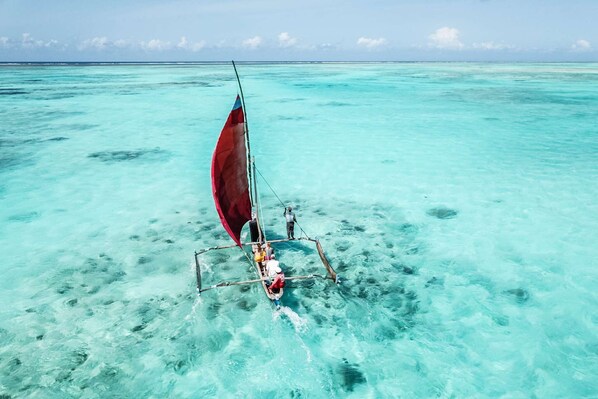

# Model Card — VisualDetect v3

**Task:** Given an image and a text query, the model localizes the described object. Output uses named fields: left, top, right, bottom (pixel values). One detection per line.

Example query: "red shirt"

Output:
left=270, top=273, right=285, bottom=291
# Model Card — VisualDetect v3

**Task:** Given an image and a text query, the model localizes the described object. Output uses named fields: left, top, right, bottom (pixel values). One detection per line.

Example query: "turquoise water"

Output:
left=1, top=63, right=597, bottom=397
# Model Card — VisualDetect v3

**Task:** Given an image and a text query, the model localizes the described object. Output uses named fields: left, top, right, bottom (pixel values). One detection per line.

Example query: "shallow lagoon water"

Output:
left=1, top=63, right=597, bottom=397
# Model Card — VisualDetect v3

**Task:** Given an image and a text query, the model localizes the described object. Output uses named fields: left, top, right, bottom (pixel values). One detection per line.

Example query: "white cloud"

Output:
left=177, top=36, right=188, bottom=49
left=428, top=27, right=463, bottom=49
left=191, top=41, right=206, bottom=51
left=79, top=37, right=110, bottom=50
left=571, top=39, right=591, bottom=51
left=44, top=39, right=59, bottom=48
left=1, top=34, right=61, bottom=50
left=177, top=36, right=206, bottom=52
left=278, top=32, right=297, bottom=48
left=472, top=41, right=514, bottom=50
left=21, top=33, right=45, bottom=49
left=141, top=39, right=172, bottom=51
left=356, top=37, right=387, bottom=49
left=242, top=36, right=262, bottom=49
left=113, top=39, right=130, bottom=49
left=318, top=43, right=335, bottom=50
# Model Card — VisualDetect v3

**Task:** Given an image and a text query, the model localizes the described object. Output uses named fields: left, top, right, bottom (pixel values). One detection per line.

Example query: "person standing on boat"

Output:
left=268, top=266, right=285, bottom=295
left=284, top=207, right=297, bottom=239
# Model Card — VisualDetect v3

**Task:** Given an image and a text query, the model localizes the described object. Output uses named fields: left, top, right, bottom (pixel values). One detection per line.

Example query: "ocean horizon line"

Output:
left=1, top=60, right=598, bottom=67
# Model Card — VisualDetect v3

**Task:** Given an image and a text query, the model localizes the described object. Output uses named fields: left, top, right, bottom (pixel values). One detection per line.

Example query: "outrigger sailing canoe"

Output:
left=194, top=62, right=339, bottom=308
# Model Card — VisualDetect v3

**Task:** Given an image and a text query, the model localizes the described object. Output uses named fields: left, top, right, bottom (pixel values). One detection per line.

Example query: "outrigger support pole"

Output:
left=195, top=243, right=241, bottom=255
left=313, top=238, right=340, bottom=284
left=193, top=236, right=340, bottom=296
left=194, top=251, right=202, bottom=295
left=194, top=237, right=305, bottom=255
left=200, top=277, right=265, bottom=293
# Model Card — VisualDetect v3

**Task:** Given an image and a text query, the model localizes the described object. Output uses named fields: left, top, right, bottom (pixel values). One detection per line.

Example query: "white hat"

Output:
left=271, top=254, right=276, bottom=259
left=275, top=266, right=282, bottom=273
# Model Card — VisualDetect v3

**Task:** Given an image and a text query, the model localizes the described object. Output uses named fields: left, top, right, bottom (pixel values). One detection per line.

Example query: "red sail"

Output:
left=211, top=95, right=252, bottom=246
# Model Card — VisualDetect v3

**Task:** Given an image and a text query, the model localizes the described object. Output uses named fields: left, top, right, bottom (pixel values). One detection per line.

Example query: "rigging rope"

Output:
left=254, top=165, right=310, bottom=239
left=255, top=166, right=268, bottom=242
left=254, top=166, right=286, bottom=208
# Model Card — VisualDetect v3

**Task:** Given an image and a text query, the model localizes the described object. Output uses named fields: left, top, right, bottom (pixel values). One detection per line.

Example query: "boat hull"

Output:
left=253, top=246, right=283, bottom=304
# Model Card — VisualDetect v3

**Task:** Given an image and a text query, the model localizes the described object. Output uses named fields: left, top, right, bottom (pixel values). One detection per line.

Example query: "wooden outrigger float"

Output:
left=193, top=62, right=339, bottom=308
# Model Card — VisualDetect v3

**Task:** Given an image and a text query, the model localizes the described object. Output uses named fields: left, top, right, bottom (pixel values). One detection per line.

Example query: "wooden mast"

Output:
left=232, top=60, right=264, bottom=242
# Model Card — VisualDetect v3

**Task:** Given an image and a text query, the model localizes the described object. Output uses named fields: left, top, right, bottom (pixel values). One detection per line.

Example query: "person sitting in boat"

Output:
left=268, top=266, right=285, bottom=295
left=283, top=207, right=297, bottom=239
left=249, top=213, right=260, bottom=243
left=266, top=254, right=279, bottom=279
left=254, top=244, right=266, bottom=271
left=264, top=242, right=274, bottom=260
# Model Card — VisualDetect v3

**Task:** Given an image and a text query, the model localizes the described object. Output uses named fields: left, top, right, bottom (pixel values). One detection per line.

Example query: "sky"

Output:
left=0, top=0, right=597, bottom=62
